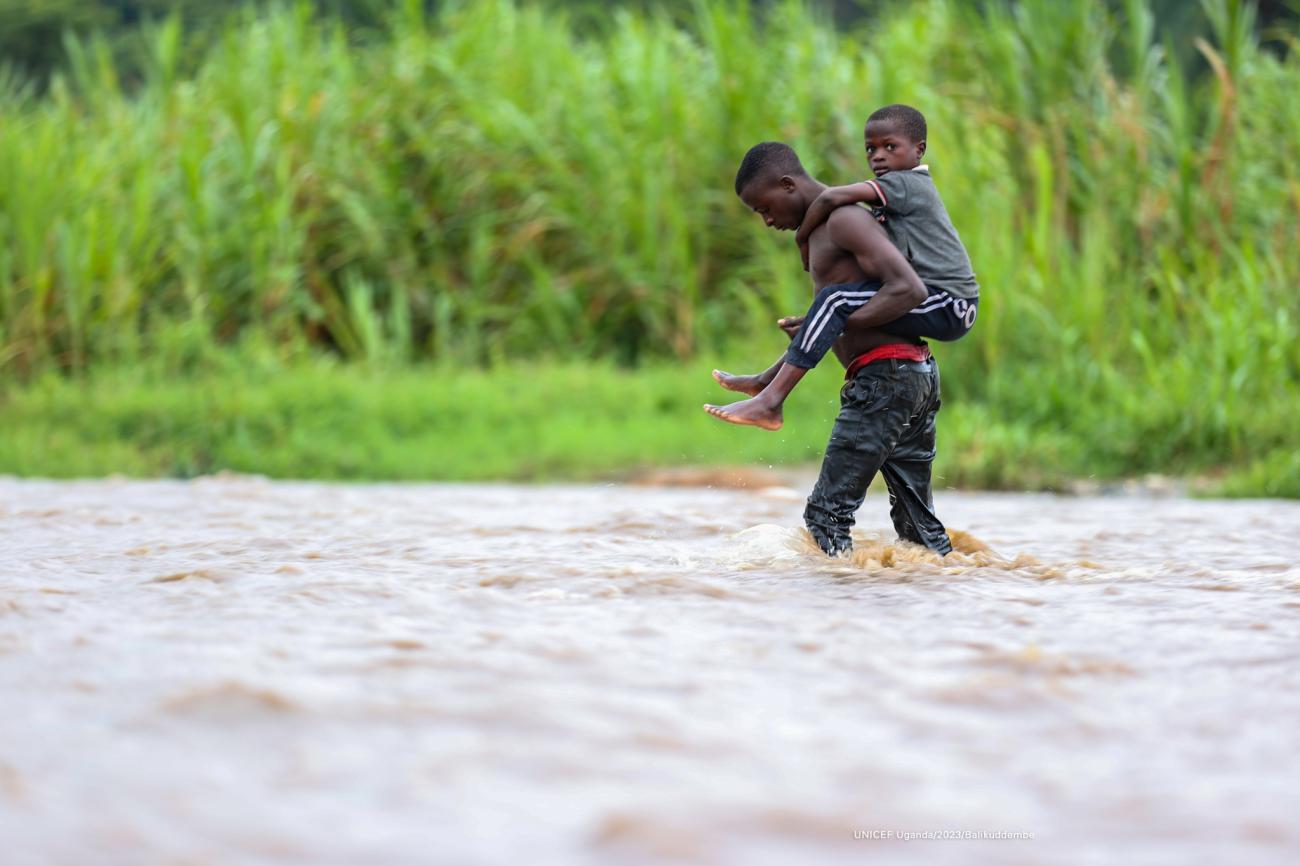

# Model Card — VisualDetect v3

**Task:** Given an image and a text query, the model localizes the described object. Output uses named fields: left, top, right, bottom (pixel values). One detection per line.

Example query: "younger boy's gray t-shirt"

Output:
left=862, top=166, right=979, bottom=300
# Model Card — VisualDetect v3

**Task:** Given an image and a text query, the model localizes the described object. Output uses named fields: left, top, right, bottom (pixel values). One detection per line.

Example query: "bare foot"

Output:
left=702, top=397, right=784, bottom=431
left=777, top=316, right=804, bottom=339
left=711, top=369, right=766, bottom=397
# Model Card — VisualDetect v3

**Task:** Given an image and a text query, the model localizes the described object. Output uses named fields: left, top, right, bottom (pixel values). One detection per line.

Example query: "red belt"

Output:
left=845, top=343, right=931, bottom=380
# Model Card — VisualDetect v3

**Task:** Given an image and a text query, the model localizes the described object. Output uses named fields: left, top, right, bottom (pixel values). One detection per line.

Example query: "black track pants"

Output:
left=786, top=280, right=979, bottom=369
left=803, top=356, right=952, bottom=556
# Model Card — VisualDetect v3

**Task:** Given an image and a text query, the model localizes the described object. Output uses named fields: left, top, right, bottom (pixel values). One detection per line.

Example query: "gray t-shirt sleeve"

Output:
left=866, top=172, right=917, bottom=216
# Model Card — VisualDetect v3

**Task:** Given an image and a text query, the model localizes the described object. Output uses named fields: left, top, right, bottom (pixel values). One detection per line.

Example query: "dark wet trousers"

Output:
left=786, top=280, right=978, bottom=369
left=804, top=355, right=952, bottom=557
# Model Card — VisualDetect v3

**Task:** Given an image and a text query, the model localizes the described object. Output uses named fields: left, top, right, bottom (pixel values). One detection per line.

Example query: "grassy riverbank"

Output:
left=0, top=1, right=1296, bottom=495
left=2, top=354, right=1295, bottom=497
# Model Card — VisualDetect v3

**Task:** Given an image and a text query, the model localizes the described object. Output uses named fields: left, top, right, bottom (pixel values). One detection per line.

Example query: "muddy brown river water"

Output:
left=1, top=476, right=1298, bottom=865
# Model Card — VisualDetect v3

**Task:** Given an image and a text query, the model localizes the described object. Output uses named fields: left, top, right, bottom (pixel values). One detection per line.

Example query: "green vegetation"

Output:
left=3, top=353, right=1294, bottom=497
left=0, top=354, right=1119, bottom=491
left=1, top=0, right=1297, bottom=493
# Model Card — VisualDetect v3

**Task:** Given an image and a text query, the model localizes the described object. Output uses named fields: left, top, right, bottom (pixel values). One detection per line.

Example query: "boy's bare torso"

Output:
left=805, top=211, right=921, bottom=366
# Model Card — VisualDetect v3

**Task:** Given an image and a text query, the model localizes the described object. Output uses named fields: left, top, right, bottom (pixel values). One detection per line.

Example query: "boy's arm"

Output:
left=795, top=183, right=883, bottom=270
left=825, top=207, right=926, bottom=326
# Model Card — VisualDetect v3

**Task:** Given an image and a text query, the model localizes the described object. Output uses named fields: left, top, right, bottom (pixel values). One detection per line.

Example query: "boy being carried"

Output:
left=705, top=104, right=979, bottom=431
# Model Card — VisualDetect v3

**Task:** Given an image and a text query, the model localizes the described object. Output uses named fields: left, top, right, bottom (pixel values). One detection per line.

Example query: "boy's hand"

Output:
left=797, top=236, right=811, bottom=271
left=777, top=316, right=804, bottom=339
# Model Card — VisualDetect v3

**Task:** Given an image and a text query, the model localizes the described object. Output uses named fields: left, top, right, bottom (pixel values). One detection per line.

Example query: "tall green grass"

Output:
left=0, top=352, right=1147, bottom=491
left=0, top=0, right=1297, bottom=486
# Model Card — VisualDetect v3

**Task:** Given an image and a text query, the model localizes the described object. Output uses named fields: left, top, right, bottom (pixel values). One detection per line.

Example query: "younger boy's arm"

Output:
left=795, top=183, right=884, bottom=270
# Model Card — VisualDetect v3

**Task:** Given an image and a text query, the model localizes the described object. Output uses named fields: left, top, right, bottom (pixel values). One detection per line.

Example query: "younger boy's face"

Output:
left=864, top=120, right=925, bottom=176
left=739, top=177, right=804, bottom=232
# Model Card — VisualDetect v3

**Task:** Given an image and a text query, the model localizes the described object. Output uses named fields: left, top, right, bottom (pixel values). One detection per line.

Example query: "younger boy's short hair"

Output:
left=867, top=104, right=927, bottom=143
left=734, top=142, right=808, bottom=195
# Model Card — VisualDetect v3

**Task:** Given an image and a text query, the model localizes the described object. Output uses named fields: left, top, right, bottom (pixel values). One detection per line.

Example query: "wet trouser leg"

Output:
left=803, top=357, right=952, bottom=556
left=878, top=363, right=952, bottom=553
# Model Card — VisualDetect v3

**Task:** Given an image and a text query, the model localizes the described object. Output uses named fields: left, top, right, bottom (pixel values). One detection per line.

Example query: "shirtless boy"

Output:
left=705, top=104, right=977, bottom=432
left=710, top=142, right=952, bottom=557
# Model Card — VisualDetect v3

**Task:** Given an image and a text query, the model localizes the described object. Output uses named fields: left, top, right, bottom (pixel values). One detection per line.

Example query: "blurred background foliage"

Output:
left=2, top=1, right=1298, bottom=84
left=0, top=0, right=1297, bottom=493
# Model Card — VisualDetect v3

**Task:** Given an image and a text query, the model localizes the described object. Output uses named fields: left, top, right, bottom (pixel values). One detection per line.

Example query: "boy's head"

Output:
left=734, top=141, right=812, bottom=231
left=864, top=104, right=927, bottom=176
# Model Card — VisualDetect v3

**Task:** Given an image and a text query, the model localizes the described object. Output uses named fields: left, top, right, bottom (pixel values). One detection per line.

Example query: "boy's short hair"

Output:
left=867, top=104, right=927, bottom=143
left=734, top=142, right=808, bottom=195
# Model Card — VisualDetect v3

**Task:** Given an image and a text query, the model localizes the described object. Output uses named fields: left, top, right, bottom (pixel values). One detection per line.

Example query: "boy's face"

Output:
left=739, top=176, right=804, bottom=231
left=864, top=120, right=926, bottom=176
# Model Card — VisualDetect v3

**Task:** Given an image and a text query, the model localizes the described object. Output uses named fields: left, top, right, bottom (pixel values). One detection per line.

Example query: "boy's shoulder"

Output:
left=871, top=165, right=935, bottom=190
left=822, top=200, right=878, bottom=241
left=868, top=166, right=940, bottom=212
left=826, top=200, right=877, bottom=225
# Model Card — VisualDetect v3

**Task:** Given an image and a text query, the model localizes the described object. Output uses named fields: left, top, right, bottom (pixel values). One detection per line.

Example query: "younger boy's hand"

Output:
left=777, top=316, right=805, bottom=339
left=796, top=236, right=810, bottom=271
